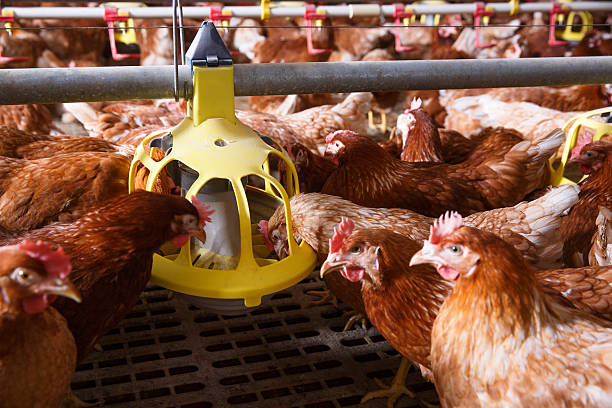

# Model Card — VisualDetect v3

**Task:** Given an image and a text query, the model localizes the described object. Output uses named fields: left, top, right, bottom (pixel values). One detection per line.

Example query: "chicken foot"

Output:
left=361, top=357, right=415, bottom=408
left=305, top=288, right=338, bottom=307
left=342, top=310, right=368, bottom=331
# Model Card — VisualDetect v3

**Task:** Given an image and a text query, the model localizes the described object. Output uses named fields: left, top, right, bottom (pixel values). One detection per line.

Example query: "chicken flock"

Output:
left=2, top=2, right=612, bottom=408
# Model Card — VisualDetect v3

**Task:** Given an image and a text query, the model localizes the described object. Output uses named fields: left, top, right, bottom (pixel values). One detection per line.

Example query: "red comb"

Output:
left=325, top=134, right=335, bottom=144
left=329, top=217, right=355, bottom=254
left=258, top=220, right=275, bottom=251
left=18, top=240, right=72, bottom=279
left=429, top=211, right=463, bottom=245
left=410, top=97, right=422, bottom=111
left=570, top=133, right=593, bottom=160
left=190, top=195, right=215, bottom=227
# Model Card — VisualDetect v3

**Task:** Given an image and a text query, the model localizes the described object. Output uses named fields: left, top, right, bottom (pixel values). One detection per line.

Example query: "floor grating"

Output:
left=72, top=274, right=439, bottom=407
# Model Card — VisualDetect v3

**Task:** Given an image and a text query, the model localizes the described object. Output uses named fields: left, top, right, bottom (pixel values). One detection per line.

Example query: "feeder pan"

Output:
left=550, top=106, right=612, bottom=186
left=128, top=22, right=317, bottom=315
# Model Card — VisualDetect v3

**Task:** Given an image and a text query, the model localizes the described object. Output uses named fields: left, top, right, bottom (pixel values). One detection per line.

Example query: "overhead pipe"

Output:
left=1, top=57, right=611, bottom=105
left=4, top=2, right=612, bottom=20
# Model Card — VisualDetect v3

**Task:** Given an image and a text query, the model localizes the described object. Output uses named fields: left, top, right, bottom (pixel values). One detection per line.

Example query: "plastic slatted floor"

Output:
left=72, top=275, right=439, bottom=407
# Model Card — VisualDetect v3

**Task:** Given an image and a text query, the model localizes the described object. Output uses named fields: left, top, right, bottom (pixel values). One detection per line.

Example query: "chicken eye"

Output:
left=11, top=268, right=32, bottom=283
left=350, top=245, right=361, bottom=254
left=334, top=141, right=341, bottom=148
left=448, top=245, right=463, bottom=255
left=272, top=230, right=280, bottom=241
left=585, top=151, right=594, bottom=158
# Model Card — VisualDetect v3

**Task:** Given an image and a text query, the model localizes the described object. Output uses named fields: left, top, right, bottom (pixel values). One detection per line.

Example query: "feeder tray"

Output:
left=550, top=106, right=612, bottom=186
left=129, top=22, right=317, bottom=315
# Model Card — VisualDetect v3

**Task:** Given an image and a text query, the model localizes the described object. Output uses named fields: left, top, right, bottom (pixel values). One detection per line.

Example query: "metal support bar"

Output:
left=1, top=57, right=611, bottom=105
left=4, top=2, right=612, bottom=20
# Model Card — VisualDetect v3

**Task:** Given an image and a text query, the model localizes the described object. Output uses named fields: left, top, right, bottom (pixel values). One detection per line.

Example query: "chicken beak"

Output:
left=320, top=253, right=345, bottom=279
left=189, top=228, right=208, bottom=244
left=409, top=241, right=441, bottom=268
left=37, top=278, right=82, bottom=303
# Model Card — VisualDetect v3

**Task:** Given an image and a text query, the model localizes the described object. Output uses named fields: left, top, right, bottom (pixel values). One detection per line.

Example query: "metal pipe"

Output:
left=6, top=2, right=612, bottom=19
left=1, top=57, right=611, bottom=105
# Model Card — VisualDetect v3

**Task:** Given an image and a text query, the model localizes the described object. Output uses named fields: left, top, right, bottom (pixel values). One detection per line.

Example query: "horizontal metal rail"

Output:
left=5, top=2, right=612, bottom=20
left=1, top=57, right=611, bottom=105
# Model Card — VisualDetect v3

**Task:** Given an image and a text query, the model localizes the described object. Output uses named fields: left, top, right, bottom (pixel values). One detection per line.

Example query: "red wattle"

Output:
left=342, top=266, right=365, bottom=282
left=172, top=234, right=190, bottom=248
left=22, top=295, right=50, bottom=314
left=437, top=265, right=460, bottom=281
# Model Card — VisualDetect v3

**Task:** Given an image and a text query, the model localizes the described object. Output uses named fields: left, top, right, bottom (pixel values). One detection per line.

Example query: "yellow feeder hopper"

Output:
left=129, top=22, right=317, bottom=314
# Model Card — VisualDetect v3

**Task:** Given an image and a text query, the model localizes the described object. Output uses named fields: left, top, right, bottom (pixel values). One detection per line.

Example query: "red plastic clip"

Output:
left=304, top=4, right=332, bottom=55
left=393, top=4, right=417, bottom=52
left=474, top=2, right=496, bottom=49
left=209, top=5, right=231, bottom=27
left=209, top=6, right=240, bottom=56
left=0, top=12, right=28, bottom=63
left=0, top=48, right=28, bottom=64
left=548, top=2, right=569, bottom=46
left=104, top=7, right=140, bottom=61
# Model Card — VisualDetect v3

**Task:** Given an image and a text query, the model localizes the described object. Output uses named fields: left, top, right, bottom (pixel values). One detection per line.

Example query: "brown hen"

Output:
left=0, top=152, right=129, bottom=232
left=561, top=141, right=612, bottom=267
left=0, top=240, right=81, bottom=408
left=322, top=129, right=561, bottom=216
left=0, top=104, right=53, bottom=134
left=264, top=185, right=578, bottom=316
left=412, top=218, right=612, bottom=407
left=0, top=125, right=133, bottom=159
left=0, top=191, right=212, bottom=360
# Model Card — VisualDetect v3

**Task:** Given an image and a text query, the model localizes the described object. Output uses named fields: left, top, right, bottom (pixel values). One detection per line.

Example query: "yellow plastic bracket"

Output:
left=222, top=9, right=232, bottom=28
left=402, top=7, right=414, bottom=26
left=2, top=10, right=14, bottom=36
left=191, top=65, right=235, bottom=127
left=556, top=0, right=571, bottom=24
left=560, top=11, right=593, bottom=42
left=261, top=0, right=271, bottom=20
left=102, top=2, right=145, bottom=45
left=416, top=0, right=445, bottom=26
left=482, top=6, right=493, bottom=25
left=508, top=0, right=519, bottom=16
left=315, top=7, right=325, bottom=27
left=550, top=107, right=612, bottom=186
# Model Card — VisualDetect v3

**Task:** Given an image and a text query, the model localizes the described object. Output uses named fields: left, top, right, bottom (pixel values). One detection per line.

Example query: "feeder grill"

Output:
left=72, top=275, right=438, bottom=407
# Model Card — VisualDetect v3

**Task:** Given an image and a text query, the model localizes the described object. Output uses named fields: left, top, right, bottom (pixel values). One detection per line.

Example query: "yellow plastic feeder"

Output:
left=554, top=0, right=593, bottom=43
left=128, top=22, right=317, bottom=314
left=550, top=107, right=612, bottom=186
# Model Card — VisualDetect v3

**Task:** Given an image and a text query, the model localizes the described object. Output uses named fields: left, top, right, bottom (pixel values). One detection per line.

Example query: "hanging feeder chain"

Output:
left=1, top=57, right=612, bottom=105
left=2, top=2, right=612, bottom=20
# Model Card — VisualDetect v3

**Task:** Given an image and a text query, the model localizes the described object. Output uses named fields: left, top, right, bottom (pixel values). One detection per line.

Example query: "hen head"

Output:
left=258, top=210, right=289, bottom=259
left=570, top=140, right=612, bottom=175
left=0, top=240, right=81, bottom=314
left=410, top=212, right=481, bottom=281
left=324, top=130, right=364, bottom=164
left=396, top=98, right=423, bottom=146
left=438, top=14, right=462, bottom=39
left=170, top=195, right=215, bottom=248
left=320, top=218, right=385, bottom=286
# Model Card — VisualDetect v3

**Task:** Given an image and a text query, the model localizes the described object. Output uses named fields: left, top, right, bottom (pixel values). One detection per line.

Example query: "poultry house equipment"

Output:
left=129, top=21, right=317, bottom=315
left=551, top=106, right=612, bottom=185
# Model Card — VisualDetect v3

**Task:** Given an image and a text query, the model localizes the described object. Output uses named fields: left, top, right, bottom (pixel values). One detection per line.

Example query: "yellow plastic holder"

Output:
left=129, top=22, right=316, bottom=310
left=550, top=107, right=612, bottom=186
left=508, top=0, right=519, bottom=16
left=415, top=0, right=446, bottom=26
left=560, top=11, right=593, bottom=42
left=261, top=0, right=271, bottom=20
left=1, top=10, right=14, bottom=36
